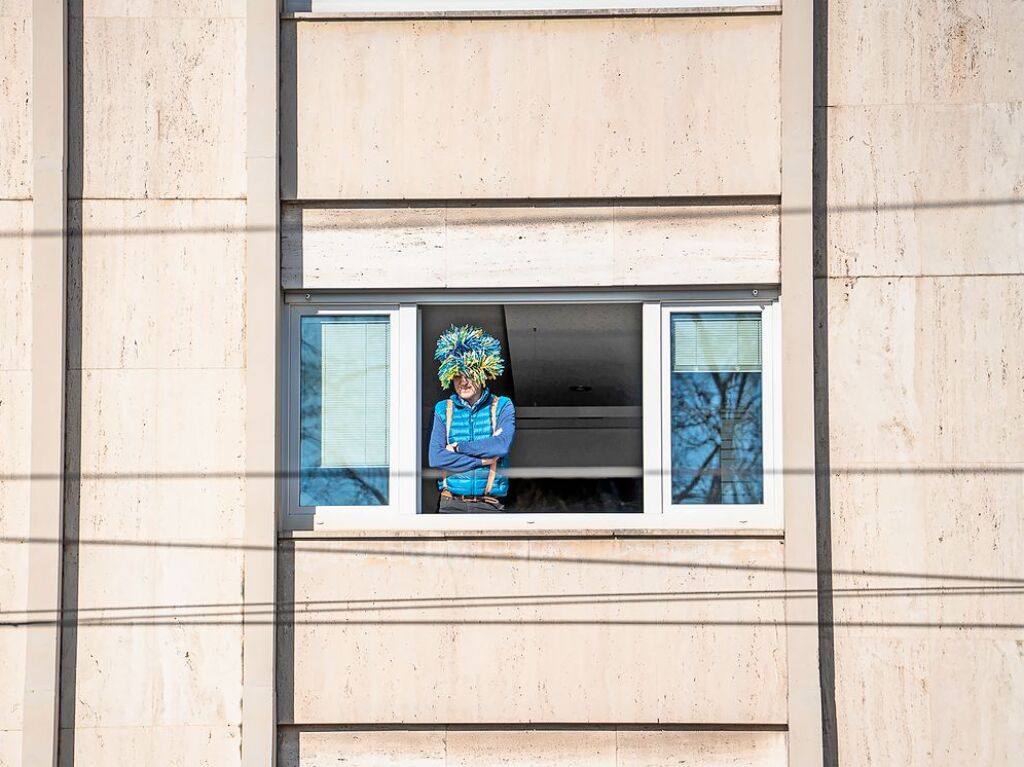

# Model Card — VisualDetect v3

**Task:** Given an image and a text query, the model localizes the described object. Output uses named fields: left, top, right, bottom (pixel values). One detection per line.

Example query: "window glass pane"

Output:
left=300, top=315, right=390, bottom=506
left=670, top=312, right=763, bottom=505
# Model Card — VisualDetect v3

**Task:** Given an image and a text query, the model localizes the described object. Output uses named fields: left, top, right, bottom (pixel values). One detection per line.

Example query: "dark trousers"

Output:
left=438, top=494, right=505, bottom=513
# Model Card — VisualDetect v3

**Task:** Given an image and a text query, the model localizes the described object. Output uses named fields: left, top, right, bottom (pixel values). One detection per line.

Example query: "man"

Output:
left=428, top=324, right=516, bottom=513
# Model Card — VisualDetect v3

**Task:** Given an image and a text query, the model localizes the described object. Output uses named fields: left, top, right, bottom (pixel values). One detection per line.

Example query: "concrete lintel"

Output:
left=241, top=1, right=281, bottom=766
left=780, top=1, right=824, bottom=766
left=22, top=1, right=67, bottom=766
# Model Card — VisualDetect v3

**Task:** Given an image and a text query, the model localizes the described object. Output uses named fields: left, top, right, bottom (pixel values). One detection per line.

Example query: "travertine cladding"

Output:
left=823, top=0, right=1024, bottom=761
left=60, top=726, right=241, bottom=766
left=0, top=4, right=30, bottom=757
left=0, top=1, right=31, bottom=199
left=284, top=16, right=781, bottom=199
left=70, top=1, right=246, bottom=199
left=0, top=368, right=30, bottom=767
left=57, top=3, right=249, bottom=764
left=822, top=275, right=1024, bottom=766
left=280, top=538, right=787, bottom=724
left=827, top=0, right=1024, bottom=106
left=0, top=201, right=31, bottom=370
left=279, top=727, right=787, bottom=767
left=826, top=277, right=1024, bottom=465
left=61, top=229, right=247, bottom=758
left=281, top=204, right=780, bottom=289
left=824, top=103, right=1024, bottom=278
left=69, top=200, right=246, bottom=369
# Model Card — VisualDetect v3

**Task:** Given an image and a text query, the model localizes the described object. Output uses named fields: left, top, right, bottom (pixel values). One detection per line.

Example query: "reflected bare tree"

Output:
left=671, top=371, right=763, bottom=504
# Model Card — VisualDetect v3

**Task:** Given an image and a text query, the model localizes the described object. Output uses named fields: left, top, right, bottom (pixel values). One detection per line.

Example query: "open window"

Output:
left=282, top=292, right=779, bottom=529
left=420, top=303, right=643, bottom=514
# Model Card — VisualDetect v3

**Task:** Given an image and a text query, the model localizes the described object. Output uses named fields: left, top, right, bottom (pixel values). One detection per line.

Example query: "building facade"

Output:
left=0, top=1, right=1021, bottom=765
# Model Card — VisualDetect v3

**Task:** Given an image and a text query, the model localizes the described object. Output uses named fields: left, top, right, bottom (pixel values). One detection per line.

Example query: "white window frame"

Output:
left=283, top=304, right=419, bottom=526
left=281, top=290, right=781, bottom=533
left=656, top=301, right=782, bottom=529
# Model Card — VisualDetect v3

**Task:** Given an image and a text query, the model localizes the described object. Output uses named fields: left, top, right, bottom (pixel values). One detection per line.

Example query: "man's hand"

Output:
left=480, top=457, right=498, bottom=466
left=445, top=443, right=458, bottom=453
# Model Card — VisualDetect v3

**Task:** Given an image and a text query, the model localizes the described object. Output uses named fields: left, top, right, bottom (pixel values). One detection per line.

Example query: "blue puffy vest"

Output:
left=436, top=390, right=511, bottom=497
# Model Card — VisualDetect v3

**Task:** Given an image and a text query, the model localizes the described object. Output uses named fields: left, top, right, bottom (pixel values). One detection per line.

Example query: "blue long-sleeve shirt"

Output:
left=427, top=399, right=516, bottom=471
left=455, top=403, right=516, bottom=458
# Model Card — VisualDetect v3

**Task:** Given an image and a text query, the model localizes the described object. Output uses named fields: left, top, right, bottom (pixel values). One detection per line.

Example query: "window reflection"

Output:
left=299, top=315, right=390, bottom=507
left=669, top=312, right=764, bottom=505
left=670, top=371, right=763, bottom=504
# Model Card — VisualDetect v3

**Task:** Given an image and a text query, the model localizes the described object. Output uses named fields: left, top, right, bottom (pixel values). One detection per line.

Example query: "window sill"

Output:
left=279, top=521, right=784, bottom=540
left=282, top=4, right=781, bottom=20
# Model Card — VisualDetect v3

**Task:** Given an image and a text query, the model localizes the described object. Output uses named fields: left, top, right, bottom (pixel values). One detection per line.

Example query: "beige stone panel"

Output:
left=70, top=368, right=246, bottom=544
left=833, top=634, right=1024, bottom=767
left=443, top=206, right=615, bottom=288
left=287, top=17, right=780, bottom=199
left=825, top=0, right=920, bottom=107
left=0, top=201, right=31, bottom=370
left=825, top=104, right=1024, bottom=278
left=832, top=635, right=933, bottom=766
left=0, top=3, right=30, bottom=200
left=281, top=204, right=779, bottom=290
left=0, top=371, right=30, bottom=754
left=926, top=638, right=1024, bottom=765
left=0, top=731, right=21, bottom=767
left=826, top=472, right=1023, bottom=635
left=282, top=538, right=787, bottom=724
left=281, top=205, right=447, bottom=289
left=824, top=276, right=1024, bottom=465
left=78, top=0, right=245, bottom=17
left=276, top=728, right=787, bottom=767
left=827, top=0, right=1024, bottom=106
left=616, top=729, right=786, bottom=766
left=59, top=724, right=240, bottom=766
left=279, top=728, right=447, bottom=767
left=445, top=728, right=616, bottom=766
left=59, top=547, right=243, bottom=728
left=71, top=200, right=246, bottom=370
left=73, top=12, right=245, bottom=199
left=611, top=205, right=779, bottom=285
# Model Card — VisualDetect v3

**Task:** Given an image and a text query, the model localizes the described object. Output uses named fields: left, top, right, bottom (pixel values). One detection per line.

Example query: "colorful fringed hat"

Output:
left=434, top=324, right=505, bottom=388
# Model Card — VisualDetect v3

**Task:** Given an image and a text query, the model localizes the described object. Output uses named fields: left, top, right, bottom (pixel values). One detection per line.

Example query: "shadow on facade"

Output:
left=812, top=0, right=841, bottom=764
left=58, top=2, right=85, bottom=764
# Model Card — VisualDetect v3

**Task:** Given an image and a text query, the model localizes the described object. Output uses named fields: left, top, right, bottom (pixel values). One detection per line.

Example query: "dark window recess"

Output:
left=420, top=303, right=643, bottom=514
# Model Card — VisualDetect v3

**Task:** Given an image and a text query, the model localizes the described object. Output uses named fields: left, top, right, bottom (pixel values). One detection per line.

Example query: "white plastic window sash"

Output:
left=284, top=304, right=418, bottom=524
left=658, top=301, right=782, bottom=528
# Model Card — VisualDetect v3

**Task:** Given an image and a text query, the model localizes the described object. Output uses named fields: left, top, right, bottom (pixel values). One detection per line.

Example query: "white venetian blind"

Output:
left=320, top=318, right=390, bottom=468
left=671, top=312, right=761, bottom=373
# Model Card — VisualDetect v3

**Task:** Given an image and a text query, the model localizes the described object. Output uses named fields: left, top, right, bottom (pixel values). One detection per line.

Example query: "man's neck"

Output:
left=462, top=388, right=485, bottom=407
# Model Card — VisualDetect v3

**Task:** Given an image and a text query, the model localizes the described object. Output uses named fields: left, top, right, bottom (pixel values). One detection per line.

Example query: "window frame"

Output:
left=657, top=302, right=782, bottom=528
left=280, top=290, right=781, bottom=533
left=284, top=304, right=417, bottom=524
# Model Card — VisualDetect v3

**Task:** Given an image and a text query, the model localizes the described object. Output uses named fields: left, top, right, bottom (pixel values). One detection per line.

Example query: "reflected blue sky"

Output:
left=299, top=316, right=390, bottom=507
left=670, top=370, right=764, bottom=505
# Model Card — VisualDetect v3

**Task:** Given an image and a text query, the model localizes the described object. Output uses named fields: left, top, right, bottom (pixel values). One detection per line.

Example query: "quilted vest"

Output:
left=436, top=390, right=510, bottom=497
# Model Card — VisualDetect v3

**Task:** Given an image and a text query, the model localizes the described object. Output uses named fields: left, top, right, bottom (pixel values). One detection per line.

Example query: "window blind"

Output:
left=671, top=312, right=761, bottom=373
left=320, top=318, right=390, bottom=468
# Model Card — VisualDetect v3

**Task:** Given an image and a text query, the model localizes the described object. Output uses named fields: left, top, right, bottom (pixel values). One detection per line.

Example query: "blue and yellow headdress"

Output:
left=434, top=324, right=505, bottom=389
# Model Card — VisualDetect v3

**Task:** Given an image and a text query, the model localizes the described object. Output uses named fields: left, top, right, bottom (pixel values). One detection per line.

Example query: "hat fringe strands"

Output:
left=434, top=324, right=506, bottom=388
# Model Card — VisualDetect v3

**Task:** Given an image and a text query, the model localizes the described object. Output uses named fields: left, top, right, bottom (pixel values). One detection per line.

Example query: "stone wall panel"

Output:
left=285, top=16, right=781, bottom=199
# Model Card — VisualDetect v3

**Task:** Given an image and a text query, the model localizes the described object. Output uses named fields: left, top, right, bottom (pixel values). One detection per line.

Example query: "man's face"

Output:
left=453, top=374, right=482, bottom=403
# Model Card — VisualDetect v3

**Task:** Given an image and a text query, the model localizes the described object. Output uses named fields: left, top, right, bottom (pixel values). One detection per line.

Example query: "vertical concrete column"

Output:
left=780, top=1, right=824, bottom=765
left=22, top=1, right=66, bottom=766
left=241, top=1, right=280, bottom=765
